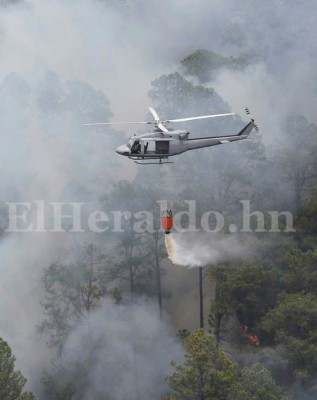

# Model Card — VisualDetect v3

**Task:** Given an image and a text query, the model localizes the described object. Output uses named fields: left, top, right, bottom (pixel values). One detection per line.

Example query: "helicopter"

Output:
left=84, top=107, right=258, bottom=165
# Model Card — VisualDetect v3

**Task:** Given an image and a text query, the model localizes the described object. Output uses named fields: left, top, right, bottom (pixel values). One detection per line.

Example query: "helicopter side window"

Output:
left=144, top=140, right=156, bottom=153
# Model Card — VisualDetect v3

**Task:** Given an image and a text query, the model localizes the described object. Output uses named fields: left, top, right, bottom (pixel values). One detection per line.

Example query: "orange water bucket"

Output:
left=161, top=210, right=173, bottom=234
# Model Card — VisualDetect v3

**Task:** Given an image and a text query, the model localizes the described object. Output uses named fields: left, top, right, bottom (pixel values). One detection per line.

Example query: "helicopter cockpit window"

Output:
left=131, top=139, right=141, bottom=154
left=128, top=139, right=134, bottom=148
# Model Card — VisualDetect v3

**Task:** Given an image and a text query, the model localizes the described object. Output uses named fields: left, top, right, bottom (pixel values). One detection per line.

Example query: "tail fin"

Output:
left=238, top=119, right=255, bottom=136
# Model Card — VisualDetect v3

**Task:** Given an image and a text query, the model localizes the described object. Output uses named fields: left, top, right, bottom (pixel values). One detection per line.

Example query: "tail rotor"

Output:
left=245, top=107, right=260, bottom=133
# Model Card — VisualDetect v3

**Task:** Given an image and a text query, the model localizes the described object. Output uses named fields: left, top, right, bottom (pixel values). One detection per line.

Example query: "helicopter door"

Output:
left=143, top=140, right=155, bottom=154
left=155, top=141, right=169, bottom=155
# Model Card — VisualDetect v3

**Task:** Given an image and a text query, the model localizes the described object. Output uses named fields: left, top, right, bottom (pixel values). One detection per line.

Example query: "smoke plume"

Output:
left=0, top=0, right=317, bottom=397
left=53, top=300, right=183, bottom=400
left=165, top=232, right=263, bottom=268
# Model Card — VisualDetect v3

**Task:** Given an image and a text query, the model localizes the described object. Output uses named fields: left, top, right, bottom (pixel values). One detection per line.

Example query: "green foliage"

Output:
left=176, top=329, right=191, bottom=342
left=110, top=287, right=123, bottom=304
left=261, top=292, right=317, bottom=382
left=229, top=363, right=287, bottom=400
left=296, top=187, right=317, bottom=236
left=149, top=72, right=228, bottom=121
left=0, top=338, right=36, bottom=400
left=163, top=330, right=287, bottom=400
left=181, top=49, right=250, bottom=83
left=162, top=329, right=236, bottom=400
left=208, top=262, right=279, bottom=339
left=283, top=249, right=317, bottom=292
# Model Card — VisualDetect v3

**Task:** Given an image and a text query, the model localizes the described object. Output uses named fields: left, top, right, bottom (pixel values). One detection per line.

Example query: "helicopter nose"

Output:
left=115, top=145, right=130, bottom=156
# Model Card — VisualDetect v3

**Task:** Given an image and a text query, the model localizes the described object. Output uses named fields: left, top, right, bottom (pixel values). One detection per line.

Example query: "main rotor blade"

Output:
left=83, top=121, right=152, bottom=126
left=164, top=112, right=235, bottom=123
left=148, top=107, right=160, bottom=121
left=157, top=122, right=169, bottom=133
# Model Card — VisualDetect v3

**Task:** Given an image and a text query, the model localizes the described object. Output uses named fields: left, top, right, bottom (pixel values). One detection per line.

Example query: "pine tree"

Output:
left=0, top=338, right=36, bottom=400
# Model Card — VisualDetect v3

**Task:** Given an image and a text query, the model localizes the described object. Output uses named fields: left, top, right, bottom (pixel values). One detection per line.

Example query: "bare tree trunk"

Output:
left=199, top=267, right=204, bottom=329
left=154, top=230, right=163, bottom=320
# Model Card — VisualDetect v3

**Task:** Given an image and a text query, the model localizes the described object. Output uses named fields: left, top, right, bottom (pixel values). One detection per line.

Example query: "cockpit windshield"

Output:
left=128, top=138, right=134, bottom=148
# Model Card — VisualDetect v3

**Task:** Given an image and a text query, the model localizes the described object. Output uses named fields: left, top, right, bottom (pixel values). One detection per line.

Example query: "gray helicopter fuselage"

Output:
left=115, top=124, right=252, bottom=159
left=86, top=105, right=256, bottom=163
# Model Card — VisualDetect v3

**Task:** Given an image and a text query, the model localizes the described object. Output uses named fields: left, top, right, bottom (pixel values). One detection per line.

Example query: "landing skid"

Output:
left=134, top=160, right=173, bottom=165
left=129, top=155, right=173, bottom=165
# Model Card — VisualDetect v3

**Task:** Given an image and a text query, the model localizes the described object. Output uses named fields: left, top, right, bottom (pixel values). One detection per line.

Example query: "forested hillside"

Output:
left=1, top=1, right=317, bottom=399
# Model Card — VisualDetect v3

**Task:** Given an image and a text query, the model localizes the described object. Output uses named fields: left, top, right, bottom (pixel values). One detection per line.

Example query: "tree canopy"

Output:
left=0, top=338, right=36, bottom=400
left=162, top=330, right=287, bottom=400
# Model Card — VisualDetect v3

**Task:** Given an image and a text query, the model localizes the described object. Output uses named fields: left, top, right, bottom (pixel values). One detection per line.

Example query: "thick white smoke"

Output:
left=0, top=0, right=317, bottom=396
left=165, top=232, right=263, bottom=268
left=59, top=300, right=183, bottom=400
